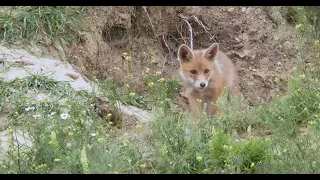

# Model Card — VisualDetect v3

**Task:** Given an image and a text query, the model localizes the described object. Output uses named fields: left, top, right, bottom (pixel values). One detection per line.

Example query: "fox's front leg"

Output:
left=207, top=88, right=223, bottom=116
left=187, top=95, right=202, bottom=117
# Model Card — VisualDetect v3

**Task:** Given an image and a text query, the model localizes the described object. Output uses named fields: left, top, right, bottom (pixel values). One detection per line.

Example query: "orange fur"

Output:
left=178, top=43, right=240, bottom=117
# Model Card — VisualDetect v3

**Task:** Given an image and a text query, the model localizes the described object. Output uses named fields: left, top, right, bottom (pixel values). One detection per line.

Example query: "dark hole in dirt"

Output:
left=102, top=25, right=129, bottom=47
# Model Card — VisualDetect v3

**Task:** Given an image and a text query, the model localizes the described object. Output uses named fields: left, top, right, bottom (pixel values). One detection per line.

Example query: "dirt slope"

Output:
left=64, top=6, right=301, bottom=108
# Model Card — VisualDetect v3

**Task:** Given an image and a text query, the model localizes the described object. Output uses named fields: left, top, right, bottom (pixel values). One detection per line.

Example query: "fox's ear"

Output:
left=203, top=43, right=219, bottom=61
left=178, top=44, right=193, bottom=63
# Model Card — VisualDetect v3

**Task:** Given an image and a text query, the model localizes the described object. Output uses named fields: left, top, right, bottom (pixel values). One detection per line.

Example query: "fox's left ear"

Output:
left=203, top=43, right=219, bottom=61
left=178, top=44, right=194, bottom=63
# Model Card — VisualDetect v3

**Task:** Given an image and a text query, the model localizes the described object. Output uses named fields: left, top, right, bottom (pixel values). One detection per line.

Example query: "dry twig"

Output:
left=142, top=6, right=157, bottom=37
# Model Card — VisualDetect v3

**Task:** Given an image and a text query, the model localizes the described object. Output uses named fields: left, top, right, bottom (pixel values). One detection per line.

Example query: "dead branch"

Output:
left=161, top=35, right=177, bottom=70
left=192, top=15, right=216, bottom=42
left=183, top=19, right=193, bottom=50
left=162, top=35, right=172, bottom=55
left=142, top=6, right=157, bottom=37
left=161, top=54, right=169, bottom=72
left=176, top=23, right=187, bottom=45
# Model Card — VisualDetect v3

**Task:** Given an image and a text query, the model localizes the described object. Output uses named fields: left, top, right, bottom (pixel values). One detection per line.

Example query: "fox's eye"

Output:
left=190, top=70, right=197, bottom=74
left=204, top=69, right=209, bottom=73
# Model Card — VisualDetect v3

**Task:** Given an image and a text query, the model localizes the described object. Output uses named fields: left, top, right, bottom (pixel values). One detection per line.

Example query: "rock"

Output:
left=28, top=41, right=43, bottom=57
left=0, top=116, right=8, bottom=131
left=1, top=103, right=11, bottom=114
left=14, top=60, right=34, bottom=66
left=228, top=7, right=235, bottom=13
left=241, top=7, right=247, bottom=13
left=53, top=40, right=67, bottom=62
left=245, top=7, right=253, bottom=14
left=93, top=97, right=122, bottom=127
left=235, top=49, right=256, bottom=59
left=65, top=73, right=79, bottom=80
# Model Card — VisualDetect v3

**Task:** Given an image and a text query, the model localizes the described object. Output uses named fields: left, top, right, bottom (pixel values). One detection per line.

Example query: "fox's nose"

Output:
left=200, top=83, right=206, bottom=88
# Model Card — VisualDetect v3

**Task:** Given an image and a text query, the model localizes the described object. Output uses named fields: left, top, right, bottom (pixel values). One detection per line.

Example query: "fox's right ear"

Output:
left=178, top=44, right=193, bottom=63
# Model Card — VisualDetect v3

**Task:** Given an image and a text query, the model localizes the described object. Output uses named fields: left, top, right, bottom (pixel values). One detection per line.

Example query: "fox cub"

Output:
left=178, top=43, right=240, bottom=116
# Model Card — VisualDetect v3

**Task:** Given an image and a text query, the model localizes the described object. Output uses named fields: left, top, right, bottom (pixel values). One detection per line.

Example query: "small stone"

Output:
left=228, top=7, right=234, bottom=12
left=14, top=60, right=34, bottom=66
left=65, top=73, right=79, bottom=80
left=241, top=7, right=247, bottom=13
left=283, top=41, right=291, bottom=49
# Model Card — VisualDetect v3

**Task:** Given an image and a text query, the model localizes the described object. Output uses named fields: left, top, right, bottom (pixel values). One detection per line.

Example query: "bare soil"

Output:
left=64, top=6, right=304, bottom=109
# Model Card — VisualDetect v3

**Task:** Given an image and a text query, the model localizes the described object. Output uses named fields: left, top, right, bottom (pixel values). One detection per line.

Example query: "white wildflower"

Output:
left=60, top=113, right=70, bottom=120
left=85, top=119, right=94, bottom=126
left=33, top=114, right=42, bottom=119
left=48, top=112, right=56, bottom=119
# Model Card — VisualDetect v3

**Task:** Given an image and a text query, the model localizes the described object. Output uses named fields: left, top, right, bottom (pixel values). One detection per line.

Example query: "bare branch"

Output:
left=192, top=15, right=216, bottom=42
left=183, top=19, right=193, bottom=50
left=176, top=23, right=187, bottom=45
left=161, top=35, right=175, bottom=69
left=142, top=6, right=157, bottom=37
left=162, top=35, right=172, bottom=55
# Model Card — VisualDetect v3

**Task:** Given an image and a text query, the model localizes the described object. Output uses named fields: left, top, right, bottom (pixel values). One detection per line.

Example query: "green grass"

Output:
left=287, top=6, right=320, bottom=38
left=1, top=6, right=320, bottom=174
left=98, top=69, right=182, bottom=110
left=0, top=6, right=87, bottom=44
left=1, top=65, right=320, bottom=174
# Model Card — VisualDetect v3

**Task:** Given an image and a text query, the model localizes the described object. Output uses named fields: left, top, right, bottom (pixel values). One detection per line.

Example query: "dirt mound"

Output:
left=67, top=6, right=301, bottom=107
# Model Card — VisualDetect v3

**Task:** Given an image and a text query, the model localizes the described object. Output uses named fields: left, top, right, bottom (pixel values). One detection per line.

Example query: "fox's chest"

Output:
left=186, top=86, right=215, bottom=97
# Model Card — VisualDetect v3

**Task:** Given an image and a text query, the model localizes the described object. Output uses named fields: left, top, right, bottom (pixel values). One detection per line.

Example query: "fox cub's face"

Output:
left=178, top=43, right=219, bottom=91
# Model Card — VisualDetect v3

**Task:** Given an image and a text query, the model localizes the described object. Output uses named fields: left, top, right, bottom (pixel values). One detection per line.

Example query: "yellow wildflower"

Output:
left=250, top=163, right=255, bottom=168
left=98, top=138, right=103, bottom=143
left=136, top=124, right=143, bottom=129
left=196, top=156, right=203, bottom=161
left=140, top=163, right=147, bottom=168
left=148, top=82, right=155, bottom=88
left=295, top=24, right=303, bottom=31
left=106, top=113, right=112, bottom=120
left=158, top=78, right=165, bottom=83
left=291, top=66, right=297, bottom=72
